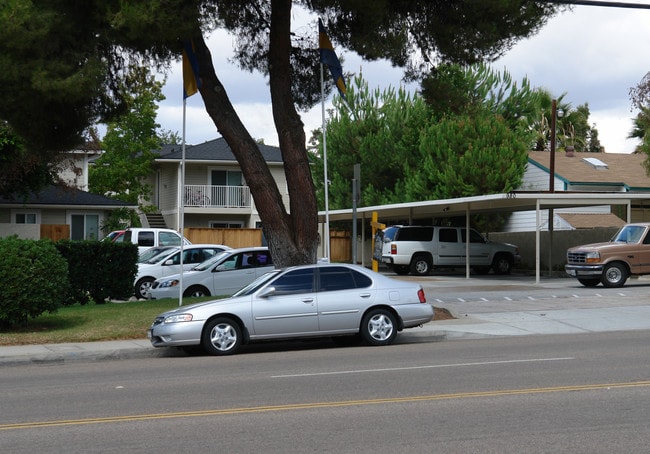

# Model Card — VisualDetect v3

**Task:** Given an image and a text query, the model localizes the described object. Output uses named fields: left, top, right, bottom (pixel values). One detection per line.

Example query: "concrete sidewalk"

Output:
left=3, top=304, right=650, bottom=366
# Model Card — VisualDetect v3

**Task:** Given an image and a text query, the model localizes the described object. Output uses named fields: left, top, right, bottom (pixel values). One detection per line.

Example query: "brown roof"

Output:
left=528, top=151, right=650, bottom=189
left=557, top=213, right=626, bottom=229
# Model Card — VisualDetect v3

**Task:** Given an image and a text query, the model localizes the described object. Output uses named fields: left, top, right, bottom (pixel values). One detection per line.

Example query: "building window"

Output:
left=15, top=213, right=37, bottom=224
left=211, top=169, right=243, bottom=187
left=70, top=214, right=99, bottom=240
left=210, top=169, right=246, bottom=207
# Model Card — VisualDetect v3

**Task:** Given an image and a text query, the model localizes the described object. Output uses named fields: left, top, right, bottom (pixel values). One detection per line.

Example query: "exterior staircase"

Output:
left=145, top=212, right=167, bottom=228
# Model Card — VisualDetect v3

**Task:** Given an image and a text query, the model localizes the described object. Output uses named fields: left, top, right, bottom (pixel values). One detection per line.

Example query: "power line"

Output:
left=546, top=0, right=650, bottom=9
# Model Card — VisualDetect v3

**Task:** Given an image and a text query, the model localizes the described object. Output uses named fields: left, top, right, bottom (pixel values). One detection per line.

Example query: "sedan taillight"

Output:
left=417, top=288, right=426, bottom=303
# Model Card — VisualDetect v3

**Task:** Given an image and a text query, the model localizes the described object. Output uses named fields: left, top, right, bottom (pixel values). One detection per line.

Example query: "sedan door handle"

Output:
left=301, top=298, right=314, bottom=303
left=359, top=293, right=371, bottom=298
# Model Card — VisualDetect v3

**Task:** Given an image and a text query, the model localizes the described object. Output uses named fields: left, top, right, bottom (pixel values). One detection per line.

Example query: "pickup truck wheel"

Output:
left=601, top=262, right=628, bottom=288
left=578, top=278, right=600, bottom=287
left=410, top=254, right=432, bottom=276
left=393, top=265, right=410, bottom=275
left=492, top=254, right=513, bottom=275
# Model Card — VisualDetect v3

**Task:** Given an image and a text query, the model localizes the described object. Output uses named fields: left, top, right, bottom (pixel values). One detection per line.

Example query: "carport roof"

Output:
left=319, top=192, right=650, bottom=224
left=319, top=192, right=650, bottom=283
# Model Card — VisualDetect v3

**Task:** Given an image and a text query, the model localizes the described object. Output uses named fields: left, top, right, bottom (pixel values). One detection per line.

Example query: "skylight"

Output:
left=582, top=157, right=608, bottom=169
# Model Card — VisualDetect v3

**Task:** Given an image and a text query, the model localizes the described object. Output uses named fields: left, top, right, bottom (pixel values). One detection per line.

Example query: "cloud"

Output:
left=157, top=5, right=650, bottom=153
left=492, top=4, right=650, bottom=152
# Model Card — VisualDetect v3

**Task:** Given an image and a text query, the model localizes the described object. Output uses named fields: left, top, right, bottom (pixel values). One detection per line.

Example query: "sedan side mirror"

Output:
left=258, top=286, right=276, bottom=298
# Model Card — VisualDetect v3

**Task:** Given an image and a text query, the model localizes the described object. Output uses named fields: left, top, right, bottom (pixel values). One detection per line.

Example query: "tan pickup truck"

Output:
left=565, top=223, right=650, bottom=288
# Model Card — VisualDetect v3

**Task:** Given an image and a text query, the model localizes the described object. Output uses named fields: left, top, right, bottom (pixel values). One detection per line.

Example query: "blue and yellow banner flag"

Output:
left=318, top=19, right=346, bottom=98
left=182, top=40, right=201, bottom=99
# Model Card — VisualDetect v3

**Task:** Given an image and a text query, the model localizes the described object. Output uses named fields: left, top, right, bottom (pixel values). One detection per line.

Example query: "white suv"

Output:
left=122, top=228, right=191, bottom=254
left=377, top=225, right=520, bottom=276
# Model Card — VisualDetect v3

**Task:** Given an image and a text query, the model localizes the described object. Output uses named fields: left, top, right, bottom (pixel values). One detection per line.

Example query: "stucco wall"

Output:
left=0, top=224, right=40, bottom=239
left=488, top=228, right=619, bottom=270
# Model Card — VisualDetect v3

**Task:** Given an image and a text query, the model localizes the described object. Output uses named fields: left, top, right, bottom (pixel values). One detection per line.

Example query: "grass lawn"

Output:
left=1, top=300, right=453, bottom=347
left=0, top=297, right=214, bottom=346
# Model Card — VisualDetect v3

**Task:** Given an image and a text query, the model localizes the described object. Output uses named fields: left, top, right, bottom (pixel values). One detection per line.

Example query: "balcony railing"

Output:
left=184, top=184, right=251, bottom=208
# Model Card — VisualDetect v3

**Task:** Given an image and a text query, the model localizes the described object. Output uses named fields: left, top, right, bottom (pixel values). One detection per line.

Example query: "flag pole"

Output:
left=321, top=62, right=330, bottom=262
left=178, top=97, right=187, bottom=307
left=179, top=38, right=201, bottom=306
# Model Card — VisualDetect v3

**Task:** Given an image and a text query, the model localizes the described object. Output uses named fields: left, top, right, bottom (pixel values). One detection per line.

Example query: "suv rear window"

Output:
left=395, top=226, right=433, bottom=242
left=382, top=227, right=398, bottom=241
left=138, top=231, right=155, bottom=247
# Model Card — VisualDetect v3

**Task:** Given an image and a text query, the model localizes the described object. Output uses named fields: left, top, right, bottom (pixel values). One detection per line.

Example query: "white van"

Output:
left=122, top=228, right=191, bottom=254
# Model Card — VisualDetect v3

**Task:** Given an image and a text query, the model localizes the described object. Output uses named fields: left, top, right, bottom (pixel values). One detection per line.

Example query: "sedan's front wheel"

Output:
left=202, top=317, right=242, bottom=355
left=184, top=285, right=210, bottom=298
left=135, top=277, right=154, bottom=299
left=360, top=309, right=398, bottom=346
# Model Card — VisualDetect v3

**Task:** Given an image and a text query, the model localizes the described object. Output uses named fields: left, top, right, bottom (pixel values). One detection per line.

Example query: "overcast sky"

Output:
left=155, top=2, right=650, bottom=154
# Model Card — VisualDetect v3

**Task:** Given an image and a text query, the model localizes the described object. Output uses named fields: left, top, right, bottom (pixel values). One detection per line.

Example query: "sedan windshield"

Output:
left=138, top=247, right=177, bottom=264
left=232, top=270, right=282, bottom=297
left=193, top=250, right=232, bottom=271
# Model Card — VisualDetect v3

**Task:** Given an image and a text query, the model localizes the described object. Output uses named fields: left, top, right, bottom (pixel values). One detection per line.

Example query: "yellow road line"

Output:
left=2, top=380, right=649, bottom=431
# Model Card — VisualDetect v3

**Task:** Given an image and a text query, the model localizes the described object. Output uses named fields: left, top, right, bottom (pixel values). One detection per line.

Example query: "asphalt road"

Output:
left=2, top=328, right=650, bottom=453
left=414, top=272, right=650, bottom=313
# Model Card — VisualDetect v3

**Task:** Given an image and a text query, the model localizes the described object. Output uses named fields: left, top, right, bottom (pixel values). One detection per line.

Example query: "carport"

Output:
left=318, top=192, right=650, bottom=283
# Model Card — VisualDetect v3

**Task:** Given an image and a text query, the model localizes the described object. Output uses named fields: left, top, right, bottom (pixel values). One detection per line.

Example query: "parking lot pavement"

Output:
left=3, top=273, right=650, bottom=365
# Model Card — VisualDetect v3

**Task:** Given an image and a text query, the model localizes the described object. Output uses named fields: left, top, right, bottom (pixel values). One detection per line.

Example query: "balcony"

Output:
left=184, top=184, right=251, bottom=208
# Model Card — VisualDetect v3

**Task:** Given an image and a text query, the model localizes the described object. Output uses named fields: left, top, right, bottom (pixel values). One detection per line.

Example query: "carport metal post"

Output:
left=352, top=164, right=360, bottom=264
left=465, top=206, right=471, bottom=279
left=536, top=199, right=541, bottom=284
left=548, top=99, right=558, bottom=278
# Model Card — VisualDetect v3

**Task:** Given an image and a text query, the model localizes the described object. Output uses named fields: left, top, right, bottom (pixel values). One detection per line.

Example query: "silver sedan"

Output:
left=148, top=263, right=434, bottom=355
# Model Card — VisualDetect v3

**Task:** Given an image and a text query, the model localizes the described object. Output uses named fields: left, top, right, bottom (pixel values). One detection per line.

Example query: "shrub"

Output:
left=0, top=237, right=69, bottom=328
left=56, top=240, right=138, bottom=304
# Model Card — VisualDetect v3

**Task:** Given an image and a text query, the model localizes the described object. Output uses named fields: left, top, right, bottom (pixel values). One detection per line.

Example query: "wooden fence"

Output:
left=184, top=228, right=263, bottom=248
left=41, top=224, right=70, bottom=242
left=185, top=227, right=352, bottom=262
left=330, top=230, right=351, bottom=262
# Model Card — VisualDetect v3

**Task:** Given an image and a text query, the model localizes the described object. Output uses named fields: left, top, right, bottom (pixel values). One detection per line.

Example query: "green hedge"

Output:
left=0, top=237, right=69, bottom=327
left=56, top=240, right=138, bottom=305
left=0, top=238, right=139, bottom=327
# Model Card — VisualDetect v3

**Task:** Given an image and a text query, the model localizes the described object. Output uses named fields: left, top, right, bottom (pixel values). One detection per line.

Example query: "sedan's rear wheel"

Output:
left=201, top=317, right=242, bottom=356
left=184, top=285, right=210, bottom=298
left=360, top=309, right=398, bottom=346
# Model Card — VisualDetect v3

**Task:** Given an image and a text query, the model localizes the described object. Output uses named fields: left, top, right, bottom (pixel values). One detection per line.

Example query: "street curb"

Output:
left=1, top=327, right=483, bottom=366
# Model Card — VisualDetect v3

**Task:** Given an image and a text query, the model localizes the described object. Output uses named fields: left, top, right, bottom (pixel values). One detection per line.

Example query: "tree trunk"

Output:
left=191, top=9, right=319, bottom=267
